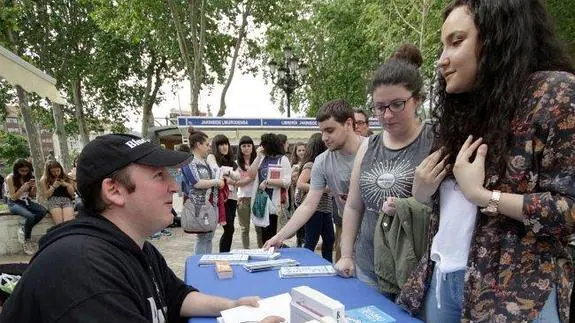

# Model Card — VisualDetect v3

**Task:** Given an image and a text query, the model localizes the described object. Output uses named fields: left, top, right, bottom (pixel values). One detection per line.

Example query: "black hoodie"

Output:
left=0, top=210, right=197, bottom=323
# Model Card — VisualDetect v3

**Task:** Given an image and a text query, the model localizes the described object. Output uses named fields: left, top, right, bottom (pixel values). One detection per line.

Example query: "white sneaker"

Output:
left=23, top=241, right=35, bottom=256
left=17, top=227, right=25, bottom=245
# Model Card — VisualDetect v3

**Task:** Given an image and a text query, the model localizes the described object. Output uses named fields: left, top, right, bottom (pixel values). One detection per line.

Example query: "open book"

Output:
left=218, top=293, right=291, bottom=323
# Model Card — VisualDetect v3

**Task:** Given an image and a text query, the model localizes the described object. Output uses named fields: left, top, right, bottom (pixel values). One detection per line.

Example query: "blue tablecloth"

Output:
left=185, top=248, right=421, bottom=322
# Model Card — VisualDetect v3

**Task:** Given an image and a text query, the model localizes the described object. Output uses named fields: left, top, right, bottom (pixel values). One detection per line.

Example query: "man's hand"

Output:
left=334, top=257, right=355, bottom=278
left=263, top=234, right=284, bottom=250
left=234, top=296, right=260, bottom=308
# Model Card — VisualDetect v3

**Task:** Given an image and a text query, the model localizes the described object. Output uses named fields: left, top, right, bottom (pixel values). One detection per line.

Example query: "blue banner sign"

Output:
left=177, top=117, right=261, bottom=127
left=261, top=119, right=319, bottom=127
left=177, top=116, right=381, bottom=129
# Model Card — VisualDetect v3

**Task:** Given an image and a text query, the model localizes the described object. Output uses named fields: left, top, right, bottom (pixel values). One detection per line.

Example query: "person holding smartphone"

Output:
left=5, top=159, right=48, bottom=255
left=40, top=160, right=76, bottom=224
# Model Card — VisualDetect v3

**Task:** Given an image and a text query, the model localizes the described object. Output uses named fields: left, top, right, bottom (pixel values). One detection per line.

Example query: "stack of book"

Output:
left=243, top=258, right=300, bottom=272
left=279, top=265, right=337, bottom=278
left=230, top=248, right=281, bottom=261
left=198, top=254, right=249, bottom=266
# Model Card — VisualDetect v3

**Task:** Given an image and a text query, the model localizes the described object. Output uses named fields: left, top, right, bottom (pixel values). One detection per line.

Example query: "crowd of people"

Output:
left=1, top=0, right=574, bottom=322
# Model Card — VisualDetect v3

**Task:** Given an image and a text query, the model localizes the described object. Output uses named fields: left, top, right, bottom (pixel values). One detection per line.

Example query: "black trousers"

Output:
left=219, top=199, right=237, bottom=252
left=260, top=213, right=278, bottom=246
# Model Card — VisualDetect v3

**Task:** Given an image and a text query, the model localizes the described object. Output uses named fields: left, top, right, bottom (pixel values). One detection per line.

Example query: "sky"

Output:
left=128, top=68, right=307, bottom=132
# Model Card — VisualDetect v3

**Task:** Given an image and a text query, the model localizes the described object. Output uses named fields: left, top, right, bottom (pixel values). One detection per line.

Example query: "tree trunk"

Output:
left=218, top=2, right=250, bottom=116
left=141, top=55, right=166, bottom=138
left=15, top=86, right=45, bottom=200
left=71, top=78, right=89, bottom=146
left=165, top=0, right=196, bottom=114
left=190, top=0, right=206, bottom=116
left=52, top=102, right=70, bottom=170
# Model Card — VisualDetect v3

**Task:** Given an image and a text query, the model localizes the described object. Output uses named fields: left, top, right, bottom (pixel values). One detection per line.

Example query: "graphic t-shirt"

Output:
left=356, top=121, right=434, bottom=280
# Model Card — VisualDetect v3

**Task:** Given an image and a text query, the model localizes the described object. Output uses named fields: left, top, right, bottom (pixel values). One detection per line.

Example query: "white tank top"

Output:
left=429, top=179, right=477, bottom=308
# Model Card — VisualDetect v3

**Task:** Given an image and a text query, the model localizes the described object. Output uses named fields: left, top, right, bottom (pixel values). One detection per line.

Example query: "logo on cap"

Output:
left=125, top=138, right=150, bottom=149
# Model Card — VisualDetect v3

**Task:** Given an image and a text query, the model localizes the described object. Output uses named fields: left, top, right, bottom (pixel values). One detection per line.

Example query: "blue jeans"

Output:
left=7, top=199, right=48, bottom=240
left=424, top=267, right=560, bottom=323
left=194, top=231, right=214, bottom=255
left=304, top=211, right=335, bottom=262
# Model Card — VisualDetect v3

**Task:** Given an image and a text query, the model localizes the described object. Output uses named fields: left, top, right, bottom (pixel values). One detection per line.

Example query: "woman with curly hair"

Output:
left=247, top=133, right=292, bottom=244
left=398, top=1, right=575, bottom=322
left=40, top=160, right=75, bottom=224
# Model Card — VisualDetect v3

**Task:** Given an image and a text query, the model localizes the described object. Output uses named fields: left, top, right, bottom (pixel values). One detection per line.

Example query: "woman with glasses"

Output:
left=335, top=44, right=434, bottom=298
left=398, top=1, right=575, bottom=322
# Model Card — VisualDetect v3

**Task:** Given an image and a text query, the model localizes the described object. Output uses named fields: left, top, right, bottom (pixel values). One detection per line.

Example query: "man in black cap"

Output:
left=0, top=134, right=283, bottom=322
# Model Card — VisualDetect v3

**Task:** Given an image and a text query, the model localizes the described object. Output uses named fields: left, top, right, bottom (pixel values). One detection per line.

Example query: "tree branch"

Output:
left=391, top=0, right=419, bottom=34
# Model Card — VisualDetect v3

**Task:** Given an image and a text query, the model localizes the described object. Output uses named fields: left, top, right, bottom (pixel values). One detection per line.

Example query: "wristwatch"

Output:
left=480, top=190, right=501, bottom=215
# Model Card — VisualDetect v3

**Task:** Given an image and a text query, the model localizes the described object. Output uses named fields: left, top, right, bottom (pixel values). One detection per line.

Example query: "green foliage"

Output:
left=0, top=130, right=30, bottom=167
left=264, top=0, right=446, bottom=116
left=0, top=80, right=16, bottom=123
left=547, top=0, right=575, bottom=59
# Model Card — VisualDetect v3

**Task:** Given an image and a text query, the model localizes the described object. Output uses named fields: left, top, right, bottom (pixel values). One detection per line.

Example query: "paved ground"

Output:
left=0, top=216, right=299, bottom=280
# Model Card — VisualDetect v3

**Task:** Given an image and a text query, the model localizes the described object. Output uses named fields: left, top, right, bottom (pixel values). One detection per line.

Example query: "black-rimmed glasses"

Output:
left=371, top=95, right=413, bottom=116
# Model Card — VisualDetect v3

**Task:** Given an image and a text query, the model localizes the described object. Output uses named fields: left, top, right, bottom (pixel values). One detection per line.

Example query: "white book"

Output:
left=219, top=293, right=291, bottom=323
left=279, top=265, right=337, bottom=278
left=243, top=258, right=300, bottom=272
left=198, top=254, right=249, bottom=266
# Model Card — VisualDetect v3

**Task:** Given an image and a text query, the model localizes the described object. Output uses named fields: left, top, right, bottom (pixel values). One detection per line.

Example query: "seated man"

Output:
left=0, top=134, right=283, bottom=323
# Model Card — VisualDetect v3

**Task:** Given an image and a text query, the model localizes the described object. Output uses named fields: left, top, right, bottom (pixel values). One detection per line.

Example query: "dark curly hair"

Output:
left=260, top=133, right=283, bottom=157
left=434, top=0, right=574, bottom=180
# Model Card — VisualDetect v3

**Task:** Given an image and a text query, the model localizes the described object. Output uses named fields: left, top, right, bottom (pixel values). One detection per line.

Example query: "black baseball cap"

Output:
left=76, top=134, right=190, bottom=197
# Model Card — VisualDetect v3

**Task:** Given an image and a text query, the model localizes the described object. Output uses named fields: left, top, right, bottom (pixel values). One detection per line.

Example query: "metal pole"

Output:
left=286, top=90, right=291, bottom=118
